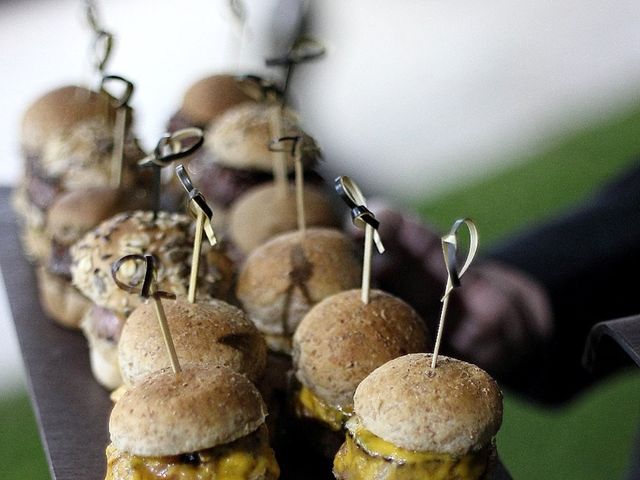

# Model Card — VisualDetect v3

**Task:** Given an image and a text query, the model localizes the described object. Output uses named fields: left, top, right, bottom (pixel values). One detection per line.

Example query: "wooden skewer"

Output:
left=294, top=147, right=306, bottom=236
left=111, top=107, right=127, bottom=188
left=361, top=224, right=374, bottom=304
left=188, top=208, right=205, bottom=303
left=268, top=103, right=289, bottom=198
left=431, top=218, right=479, bottom=368
left=151, top=290, right=181, bottom=374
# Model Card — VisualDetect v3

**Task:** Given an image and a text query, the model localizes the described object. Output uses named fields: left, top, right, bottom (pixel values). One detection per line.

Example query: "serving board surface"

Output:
left=0, top=187, right=512, bottom=480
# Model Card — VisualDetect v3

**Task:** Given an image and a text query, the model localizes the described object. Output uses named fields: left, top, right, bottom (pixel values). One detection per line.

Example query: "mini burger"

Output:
left=333, top=353, right=503, bottom=480
left=166, top=74, right=256, bottom=132
left=227, top=183, right=338, bottom=257
left=165, top=101, right=323, bottom=217
left=291, top=289, right=430, bottom=458
left=236, top=228, right=361, bottom=354
left=106, top=365, right=280, bottom=480
left=13, top=85, right=146, bottom=263
left=118, top=297, right=267, bottom=388
left=70, top=210, right=234, bottom=389
left=39, top=186, right=150, bottom=328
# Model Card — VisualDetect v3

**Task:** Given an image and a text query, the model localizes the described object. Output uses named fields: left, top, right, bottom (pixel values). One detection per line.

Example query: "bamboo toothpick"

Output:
left=431, top=218, right=479, bottom=369
left=268, top=103, right=289, bottom=199
left=111, top=254, right=181, bottom=374
left=101, top=75, right=134, bottom=188
left=138, top=128, right=205, bottom=217
left=334, top=175, right=385, bottom=304
left=175, top=164, right=217, bottom=304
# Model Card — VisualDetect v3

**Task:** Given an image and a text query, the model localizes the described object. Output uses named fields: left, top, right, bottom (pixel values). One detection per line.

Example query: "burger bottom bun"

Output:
left=36, top=267, right=90, bottom=329
left=81, top=312, right=123, bottom=390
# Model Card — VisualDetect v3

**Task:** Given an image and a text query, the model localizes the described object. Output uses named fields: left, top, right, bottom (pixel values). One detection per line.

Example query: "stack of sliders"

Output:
left=333, top=353, right=503, bottom=480
left=290, top=289, right=431, bottom=463
left=167, top=90, right=333, bottom=242
left=106, top=366, right=280, bottom=479
left=13, top=85, right=147, bottom=263
left=70, top=210, right=234, bottom=389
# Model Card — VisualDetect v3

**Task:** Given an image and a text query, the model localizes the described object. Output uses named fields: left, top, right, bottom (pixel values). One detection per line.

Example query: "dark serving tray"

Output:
left=0, top=187, right=512, bottom=480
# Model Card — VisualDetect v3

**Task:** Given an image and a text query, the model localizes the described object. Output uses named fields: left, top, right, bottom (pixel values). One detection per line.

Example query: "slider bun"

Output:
left=110, top=366, right=267, bottom=456
left=353, top=353, right=503, bottom=456
left=47, top=187, right=150, bottom=245
left=70, top=211, right=233, bottom=316
left=236, top=228, right=360, bottom=338
left=119, top=298, right=267, bottom=386
left=21, top=85, right=114, bottom=152
left=206, top=102, right=317, bottom=171
left=293, top=289, right=430, bottom=408
left=36, top=266, right=91, bottom=329
left=228, top=183, right=338, bottom=255
left=181, top=74, right=255, bottom=126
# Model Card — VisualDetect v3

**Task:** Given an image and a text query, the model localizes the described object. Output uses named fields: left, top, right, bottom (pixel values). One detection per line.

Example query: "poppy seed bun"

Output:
left=181, top=74, right=255, bottom=126
left=352, top=353, right=503, bottom=456
left=47, top=187, right=150, bottom=245
left=109, top=366, right=267, bottom=457
left=118, top=298, right=267, bottom=386
left=293, top=289, right=430, bottom=408
left=206, top=102, right=316, bottom=172
left=70, top=211, right=233, bottom=316
left=236, top=228, right=361, bottom=340
left=228, top=183, right=338, bottom=255
left=21, top=85, right=113, bottom=152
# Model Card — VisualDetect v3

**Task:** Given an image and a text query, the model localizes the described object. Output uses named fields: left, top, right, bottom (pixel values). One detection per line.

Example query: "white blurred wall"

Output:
left=1, top=0, right=640, bottom=390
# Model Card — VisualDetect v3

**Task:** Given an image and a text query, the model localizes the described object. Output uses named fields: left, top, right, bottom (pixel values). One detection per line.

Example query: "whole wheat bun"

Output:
left=70, top=211, right=233, bottom=316
left=228, top=183, right=338, bottom=255
left=352, top=353, right=503, bottom=456
left=47, top=186, right=151, bottom=245
left=36, top=266, right=91, bottom=329
left=109, top=365, right=267, bottom=456
left=118, top=298, right=267, bottom=386
left=180, top=74, right=255, bottom=126
left=236, top=228, right=361, bottom=343
left=293, top=289, right=430, bottom=408
left=206, top=102, right=317, bottom=172
left=21, top=85, right=114, bottom=153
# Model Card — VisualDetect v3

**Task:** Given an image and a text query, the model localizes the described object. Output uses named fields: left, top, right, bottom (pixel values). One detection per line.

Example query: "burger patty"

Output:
left=85, top=305, right=126, bottom=344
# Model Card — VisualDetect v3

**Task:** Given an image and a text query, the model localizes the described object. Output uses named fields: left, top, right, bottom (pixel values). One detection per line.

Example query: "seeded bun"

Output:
left=352, top=353, right=503, bottom=456
left=293, top=289, right=430, bottom=408
left=70, top=211, right=233, bottom=316
left=21, top=85, right=113, bottom=152
left=180, top=74, right=255, bottom=126
left=236, top=228, right=361, bottom=343
left=206, top=102, right=317, bottom=172
left=109, top=366, right=267, bottom=457
left=36, top=266, right=91, bottom=329
left=47, top=187, right=150, bottom=245
left=118, top=298, right=267, bottom=386
left=228, top=183, right=338, bottom=255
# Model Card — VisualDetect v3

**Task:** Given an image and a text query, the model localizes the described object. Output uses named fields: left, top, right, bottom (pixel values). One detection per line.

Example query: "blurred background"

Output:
left=2, top=0, right=640, bottom=478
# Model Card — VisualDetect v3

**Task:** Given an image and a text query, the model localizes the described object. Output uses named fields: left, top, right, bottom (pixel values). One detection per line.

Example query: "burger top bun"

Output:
left=118, top=298, right=267, bottom=386
left=70, top=211, right=233, bottom=316
left=47, top=186, right=150, bottom=245
left=206, top=102, right=318, bottom=172
left=228, top=183, right=338, bottom=255
left=181, top=74, right=255, bottom=126
left=293, top=289, right=430, bottom=408
left=21, top=85, right=114, bottom=152
left=352, top=353, right=503, bottom=456
left=236, top=228, right=361, bottom=338
left=109, top=365, right=267, bottom=457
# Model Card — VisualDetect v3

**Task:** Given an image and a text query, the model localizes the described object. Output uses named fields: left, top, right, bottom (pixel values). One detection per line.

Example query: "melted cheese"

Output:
left=333, top=423, right=489, bottom=480
left=105, top=426, right=279, bottom=480
left=295, top=385, right=352, bottom=431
